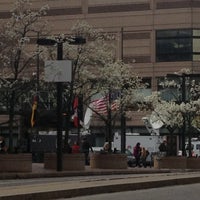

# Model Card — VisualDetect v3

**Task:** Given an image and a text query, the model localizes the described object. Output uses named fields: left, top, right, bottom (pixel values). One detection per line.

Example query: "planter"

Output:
left=154, top=156, right=187, bottom=169
left=0, top=153, right=32, bottom=172
left=44, top=153, right=85, bottom=171
left=187, top=157, right=200, bottom=169
left=90, top=153, right=127, bottom=169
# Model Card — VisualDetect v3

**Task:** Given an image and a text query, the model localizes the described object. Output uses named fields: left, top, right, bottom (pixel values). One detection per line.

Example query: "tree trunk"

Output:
left=167, top=127, right=176, bottom=156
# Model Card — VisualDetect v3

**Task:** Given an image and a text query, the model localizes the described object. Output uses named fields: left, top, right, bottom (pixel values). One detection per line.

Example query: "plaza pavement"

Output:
left=0, top=163, right=200, bottom=200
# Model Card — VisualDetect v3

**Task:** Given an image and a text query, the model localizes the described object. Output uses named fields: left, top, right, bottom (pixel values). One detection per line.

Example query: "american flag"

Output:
left=92, top=96, right=119, bottom=114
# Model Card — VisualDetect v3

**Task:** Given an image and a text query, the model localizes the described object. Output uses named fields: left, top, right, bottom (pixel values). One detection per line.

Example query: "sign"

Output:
left=45, top=60, right=72, bottom=82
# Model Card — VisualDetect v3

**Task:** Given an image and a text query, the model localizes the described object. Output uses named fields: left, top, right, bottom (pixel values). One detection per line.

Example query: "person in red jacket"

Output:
left=72, top=141, right=80, bottom=153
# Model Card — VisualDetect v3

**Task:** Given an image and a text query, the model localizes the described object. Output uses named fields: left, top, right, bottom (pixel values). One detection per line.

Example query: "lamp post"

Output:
left=166, top=73, right=187, bottom=156
left=37, top=36, right=85, bottom=171
left=167, top=73, right=200, bottom=156
left=120, top=27, right=126, bottom=154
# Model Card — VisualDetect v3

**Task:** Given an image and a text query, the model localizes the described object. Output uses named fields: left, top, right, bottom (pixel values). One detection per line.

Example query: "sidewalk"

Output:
left=1, top=164, right=200, bottom=200
left=0, top=163, right=172, bottom=180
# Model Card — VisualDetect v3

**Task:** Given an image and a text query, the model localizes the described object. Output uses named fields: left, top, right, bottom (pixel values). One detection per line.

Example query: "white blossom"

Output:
left=144, top=69, right=200, bottom=132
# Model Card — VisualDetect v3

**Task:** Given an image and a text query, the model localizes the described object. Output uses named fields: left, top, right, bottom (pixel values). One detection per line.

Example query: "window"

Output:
left=157, top=76, right=200, bottom=102
left=157, top=77, right=181, bottom=101
left=156, top=29, right=200, bottom=62
left=137, top=78, right=152, bottom=97
left=196, top=144, right=200, bottom=150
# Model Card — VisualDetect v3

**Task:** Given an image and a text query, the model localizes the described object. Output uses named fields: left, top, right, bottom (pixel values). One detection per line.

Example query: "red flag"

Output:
left=31, top=96, right=37, bottom=127
left=73, top=97, right=79, bottom=127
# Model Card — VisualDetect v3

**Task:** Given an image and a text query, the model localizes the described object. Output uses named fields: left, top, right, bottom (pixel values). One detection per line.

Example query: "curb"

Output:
left=1, top=168, right=199, bottom=180
left=0, top=169, right=172, bottom=180
left=1, top=175, right=200, bottom=200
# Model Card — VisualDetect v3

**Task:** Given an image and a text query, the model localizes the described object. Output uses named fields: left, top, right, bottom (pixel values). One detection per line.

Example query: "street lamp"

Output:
left=120, top=27, right=126, bottom=154
left=167, top=73, right=200, bottom=156
left=37, top=36, right=85, bottom=171
left=166, top=73, right=187, bottom=156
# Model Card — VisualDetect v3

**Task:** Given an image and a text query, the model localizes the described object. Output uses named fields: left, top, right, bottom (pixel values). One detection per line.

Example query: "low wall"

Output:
left=154, top=156, right=187, bottom=169
left=187, top=157, right=200, bottom=169
left=154, top=156, right=200, bottom=169
left=90, top=153, right=127, bottom=169
left=44, top=153, right=85, bottom=171
left=0, top=153, right=32, bottom=172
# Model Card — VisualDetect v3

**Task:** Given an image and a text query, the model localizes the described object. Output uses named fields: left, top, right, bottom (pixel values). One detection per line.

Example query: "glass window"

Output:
left=156, top=29, right=192, bottom=38
left=156, top=29, right=200, bottom=62
left=139, top=77, right=152, bottom=97
left=193, top=54, right=200, bottom=61
left=193, top=30, right=200, bottom=37
left=193, top=39, right=200, bottom=61
left=142, top=77, right=151, bottom=88
left=157, top=77, right=181, bottom=101
left=196, top=144, right=200, bottom=150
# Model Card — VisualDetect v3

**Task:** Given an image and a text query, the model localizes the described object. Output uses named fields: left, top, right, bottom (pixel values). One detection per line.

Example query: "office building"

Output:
left=0, top=0, right=200, bottom=142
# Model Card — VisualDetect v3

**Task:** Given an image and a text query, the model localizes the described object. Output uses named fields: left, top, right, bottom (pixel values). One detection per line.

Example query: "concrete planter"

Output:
left=187, top=157, right=200, bottom=169
left=0, top=153, right=32, bottom=172
left=44, top=153, right=85, bottom=171
left=154, top=156, right=200, bottom=169
left=90, top=153, right=127, bottom=169
left=154, top=156, right=187, bottom=169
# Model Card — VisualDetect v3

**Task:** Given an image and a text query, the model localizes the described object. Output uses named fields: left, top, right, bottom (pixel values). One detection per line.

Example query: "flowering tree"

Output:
left=144, top=69, right=200, bottom=156
left=40, top=21, right=143, bottom=149
left=0, top=0, right=49, bottom=152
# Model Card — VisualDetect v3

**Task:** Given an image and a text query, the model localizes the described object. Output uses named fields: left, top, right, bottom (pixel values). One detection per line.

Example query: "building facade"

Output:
left=1, top=0, right=200, bottom=144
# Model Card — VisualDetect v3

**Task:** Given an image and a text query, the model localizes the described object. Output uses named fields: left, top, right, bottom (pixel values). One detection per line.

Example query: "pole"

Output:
left=77, top=94, right=83, bottom=144
left=120, top=27, right=126, bottom=153
left=56, top=41, right=63, bottom=171
left=108, top=89, right=112, bottom=152
left=182, top=74, right=186, bottom=156
left=37, top=36, right=86, bottom=171
left=36, top=32, right=40, bottom=91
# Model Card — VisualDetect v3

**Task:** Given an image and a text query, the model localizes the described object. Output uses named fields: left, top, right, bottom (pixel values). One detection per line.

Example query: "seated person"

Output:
left=100, top=142, right=110, bottom=153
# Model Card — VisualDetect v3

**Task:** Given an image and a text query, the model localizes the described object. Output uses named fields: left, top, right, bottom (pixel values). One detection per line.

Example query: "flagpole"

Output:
left=76, top=96, right=80, bottom=143
left=77, top=95, right=83, bottom=144
left=108, top=87, right=112, bottom=152
left=73, top=96, right=80, bottom=143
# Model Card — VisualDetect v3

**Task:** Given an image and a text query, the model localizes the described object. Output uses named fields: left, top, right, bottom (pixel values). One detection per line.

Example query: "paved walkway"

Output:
left=0, top=164, right=200, bottom=200
left=0, top=163, right=171, bottom=180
